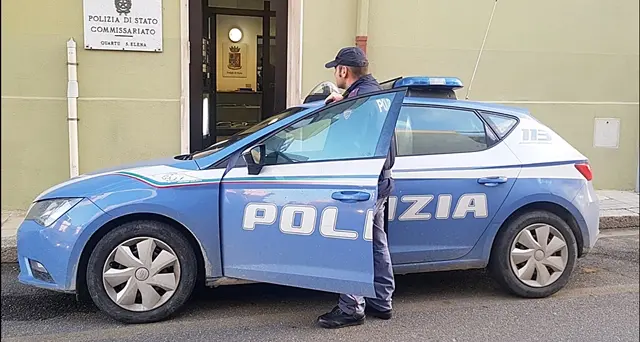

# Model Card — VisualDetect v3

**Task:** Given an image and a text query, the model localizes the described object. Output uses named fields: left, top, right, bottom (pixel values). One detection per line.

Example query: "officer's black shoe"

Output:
left=317, top=306, right=365, bottom=329
left=365, top=306, right=393, bottom=320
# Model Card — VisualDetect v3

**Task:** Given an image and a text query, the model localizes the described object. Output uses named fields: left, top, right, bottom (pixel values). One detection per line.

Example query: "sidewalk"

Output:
left=2, top=191, right=638, bottom=263
left=597, top=190, right=640, bottom=229
left=2, top=210, right=26, bottom=264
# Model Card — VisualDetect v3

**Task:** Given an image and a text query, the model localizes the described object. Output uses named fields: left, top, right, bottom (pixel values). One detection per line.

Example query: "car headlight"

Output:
left=25, top=198, right=83, bottom=227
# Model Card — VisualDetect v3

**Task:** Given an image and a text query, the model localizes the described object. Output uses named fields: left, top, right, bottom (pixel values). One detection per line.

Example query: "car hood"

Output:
left=35, top=157, right=200, bottom=201
left=84, top=156, right=198, bottom=175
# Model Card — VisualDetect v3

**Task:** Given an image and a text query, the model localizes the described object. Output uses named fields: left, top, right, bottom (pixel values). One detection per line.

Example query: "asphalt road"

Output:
left=2, top=228, right=639, bottom=342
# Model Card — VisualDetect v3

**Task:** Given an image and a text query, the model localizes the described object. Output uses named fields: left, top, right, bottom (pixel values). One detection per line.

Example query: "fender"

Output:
left=67, top=201, right=218, bottom=290
left=468, top=191, right=587, bottom=264
left=63, top=174, right=225, bottom=290
left=92, top=200, right=220, bottom=273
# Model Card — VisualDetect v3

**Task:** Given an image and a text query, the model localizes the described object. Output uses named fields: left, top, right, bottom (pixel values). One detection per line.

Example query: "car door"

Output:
left=219, top=89, right=406, bottom=297
left=389, top=105, right=521, bottom=264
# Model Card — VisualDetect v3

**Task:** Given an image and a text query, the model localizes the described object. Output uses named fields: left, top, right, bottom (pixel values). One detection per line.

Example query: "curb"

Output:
left=1, top=236, right=17, bottom=264
left=599, top=214, right=640, bottom=230
left=1, top=215, right=638, bottom=264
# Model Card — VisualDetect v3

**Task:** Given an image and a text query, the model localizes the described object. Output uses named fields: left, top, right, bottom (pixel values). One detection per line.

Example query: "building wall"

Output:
left=304, top=0, right=639, bottom=191
left=1, top=0, right=182, bottom=209
left=300, top=0, right=357, bottom=96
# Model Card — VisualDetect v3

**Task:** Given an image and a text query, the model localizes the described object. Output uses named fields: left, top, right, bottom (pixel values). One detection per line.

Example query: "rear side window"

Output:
left=481, top=112, right=518, bottom=139
left=395, top=106, right=491, bottom=156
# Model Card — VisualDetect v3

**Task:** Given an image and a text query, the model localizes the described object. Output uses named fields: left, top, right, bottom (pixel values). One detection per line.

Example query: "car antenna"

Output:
left=465, top=0, right=498, bottom=100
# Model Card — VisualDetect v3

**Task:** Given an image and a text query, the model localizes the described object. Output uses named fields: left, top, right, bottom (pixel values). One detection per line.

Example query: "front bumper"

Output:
left=17, top=198, right=106, bottom=292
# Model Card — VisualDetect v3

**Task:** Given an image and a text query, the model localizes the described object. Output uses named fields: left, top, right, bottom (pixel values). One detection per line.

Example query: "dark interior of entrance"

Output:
left=189, top=0, right=288, bottom=153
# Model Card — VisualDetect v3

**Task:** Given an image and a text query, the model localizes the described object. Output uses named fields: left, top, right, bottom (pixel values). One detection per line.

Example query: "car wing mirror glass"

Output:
left=242, top=144, right=266, bottom=175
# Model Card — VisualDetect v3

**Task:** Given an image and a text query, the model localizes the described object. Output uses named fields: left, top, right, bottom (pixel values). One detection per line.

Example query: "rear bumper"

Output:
left=571, top=182, right=600, bottom=256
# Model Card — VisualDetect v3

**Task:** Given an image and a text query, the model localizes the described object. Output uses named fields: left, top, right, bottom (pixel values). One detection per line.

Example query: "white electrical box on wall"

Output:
left=593, top=118, right=620, bottom=148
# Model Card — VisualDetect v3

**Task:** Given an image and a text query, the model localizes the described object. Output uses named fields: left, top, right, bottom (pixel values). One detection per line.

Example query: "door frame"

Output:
left=206, top=6, right=275, bottom=148
left=185, top=0, right=302, bottom=154
left=636, top=134, right=640, bottom=192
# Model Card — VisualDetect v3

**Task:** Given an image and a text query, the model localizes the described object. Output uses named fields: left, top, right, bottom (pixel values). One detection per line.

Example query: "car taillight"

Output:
left=575, top=163, right=593, bottom=181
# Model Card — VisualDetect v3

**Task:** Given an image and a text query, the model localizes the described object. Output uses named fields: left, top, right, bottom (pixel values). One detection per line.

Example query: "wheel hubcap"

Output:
left=534, top=250, right=545, bottom=261
left=135, top=267, right=150, bottom=281
left=510, top=223, right=568, bottom=288
left=102, top=237, right=181, bottom=312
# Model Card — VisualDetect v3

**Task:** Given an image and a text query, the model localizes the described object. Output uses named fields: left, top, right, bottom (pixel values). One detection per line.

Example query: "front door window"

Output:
left=260, top=93, right=397, bottom=165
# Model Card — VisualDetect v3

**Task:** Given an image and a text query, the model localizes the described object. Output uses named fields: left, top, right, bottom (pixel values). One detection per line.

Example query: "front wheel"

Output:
left=86, top=220, right=197, bottom=323
left=489, top=210, right=578, bottom=298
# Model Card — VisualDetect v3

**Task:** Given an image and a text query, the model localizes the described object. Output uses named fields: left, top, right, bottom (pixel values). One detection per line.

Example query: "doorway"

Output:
left=189, top=0, right=288, bottom=152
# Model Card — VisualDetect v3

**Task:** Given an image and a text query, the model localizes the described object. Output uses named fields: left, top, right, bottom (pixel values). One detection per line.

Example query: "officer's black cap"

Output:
left=325, top=47, right=369, bottom=68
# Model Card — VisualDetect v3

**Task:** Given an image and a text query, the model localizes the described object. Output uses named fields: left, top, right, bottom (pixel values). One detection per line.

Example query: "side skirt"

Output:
left=204, top=259, right=488, bottom=287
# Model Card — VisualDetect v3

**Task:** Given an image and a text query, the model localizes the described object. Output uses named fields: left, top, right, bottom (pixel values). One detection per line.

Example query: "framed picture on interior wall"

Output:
left=222, top=42, right=248, bottom=78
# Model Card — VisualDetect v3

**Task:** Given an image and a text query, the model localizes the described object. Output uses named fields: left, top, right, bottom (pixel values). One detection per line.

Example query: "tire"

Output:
left=86, top=220, right=197, bottom=323
left=489, top=210, right=578, bottom=298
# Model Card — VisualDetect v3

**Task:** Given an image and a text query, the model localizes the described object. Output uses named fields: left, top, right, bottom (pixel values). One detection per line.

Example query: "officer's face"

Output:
left=334, top=66, right=348, bottom=89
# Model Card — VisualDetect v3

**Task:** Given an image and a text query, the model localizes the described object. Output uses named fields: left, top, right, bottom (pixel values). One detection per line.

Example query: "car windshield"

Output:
left=190, top=107, right=305, bottom=160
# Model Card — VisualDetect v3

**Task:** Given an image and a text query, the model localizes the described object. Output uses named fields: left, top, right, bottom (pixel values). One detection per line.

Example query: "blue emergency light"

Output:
left=392, top=76, right=463, bottom=90
left=386, top=76, right=464, bottom=99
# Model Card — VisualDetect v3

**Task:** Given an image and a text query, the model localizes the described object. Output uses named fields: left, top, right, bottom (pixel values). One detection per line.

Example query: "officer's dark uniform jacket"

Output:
left=342, top=74, right=395, bottom=199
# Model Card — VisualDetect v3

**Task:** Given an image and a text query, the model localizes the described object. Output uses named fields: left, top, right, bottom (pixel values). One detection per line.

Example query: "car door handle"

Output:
left=332, top=191, right=371, bottom=203
left=477, top=176, right=508, bottom=187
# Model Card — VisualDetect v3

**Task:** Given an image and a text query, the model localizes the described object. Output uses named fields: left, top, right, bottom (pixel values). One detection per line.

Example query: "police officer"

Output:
left=317, top=46, right=396, bottom=329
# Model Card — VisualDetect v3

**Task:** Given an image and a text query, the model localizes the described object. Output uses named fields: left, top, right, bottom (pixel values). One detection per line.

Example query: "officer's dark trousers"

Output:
left=338, top=197, right=395, bottom=315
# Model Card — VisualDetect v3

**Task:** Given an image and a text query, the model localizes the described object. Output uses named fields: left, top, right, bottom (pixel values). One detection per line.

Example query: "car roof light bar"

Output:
left=393, top=76, right=464, bottom=90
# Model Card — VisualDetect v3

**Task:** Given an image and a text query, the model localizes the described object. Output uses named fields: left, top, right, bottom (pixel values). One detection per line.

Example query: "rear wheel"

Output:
left=86, top=220, right=197, bottom=323
left=489, top=210, right=578, bottom=298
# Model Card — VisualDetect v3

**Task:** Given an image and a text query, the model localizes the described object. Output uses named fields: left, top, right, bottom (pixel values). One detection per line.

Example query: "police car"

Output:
left=16, top=76, right=599, bottom=324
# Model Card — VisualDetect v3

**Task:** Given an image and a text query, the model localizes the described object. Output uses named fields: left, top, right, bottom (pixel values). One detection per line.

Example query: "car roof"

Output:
left=297, top=96, right=532, bottom=119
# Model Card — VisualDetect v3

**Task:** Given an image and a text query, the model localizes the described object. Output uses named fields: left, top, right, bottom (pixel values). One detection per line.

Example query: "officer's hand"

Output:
left=324, top=93, right=344, bottom=104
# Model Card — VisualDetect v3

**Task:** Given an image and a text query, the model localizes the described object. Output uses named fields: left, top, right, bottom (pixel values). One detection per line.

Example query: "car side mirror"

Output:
left=242, top=144, right=266, bottom=175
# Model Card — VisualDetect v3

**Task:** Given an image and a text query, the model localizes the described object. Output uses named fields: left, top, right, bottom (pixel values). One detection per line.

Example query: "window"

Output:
left=260, top=92, right=398, bottom=165
left=481, top=112, right=518, bottom=138
left=395, top=106, right=490, bottom=156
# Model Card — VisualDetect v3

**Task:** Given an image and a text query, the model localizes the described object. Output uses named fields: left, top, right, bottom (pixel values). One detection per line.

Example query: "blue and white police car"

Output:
left=17, top=77, right=599, bottom=323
